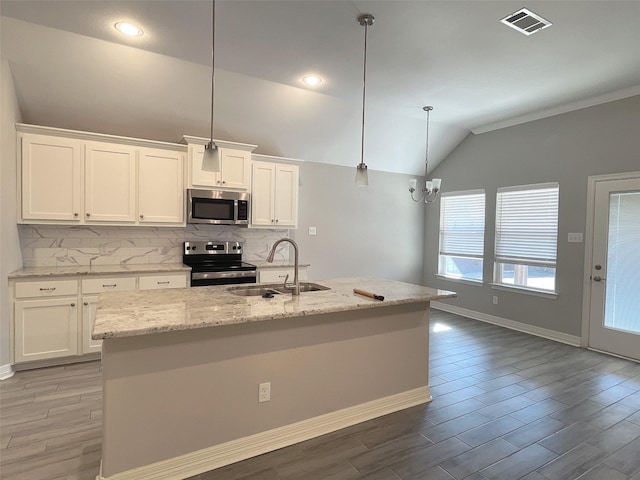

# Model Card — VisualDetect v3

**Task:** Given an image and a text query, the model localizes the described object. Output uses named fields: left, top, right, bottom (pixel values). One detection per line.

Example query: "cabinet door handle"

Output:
left=102, top=284, right=117, bottom=288
left=140, top=214, right=144, bottom=219
left=70, top=303, right=76, bottom=307
left=271, top=219, right=275, bottom=223
left=74, top=212, right=79, bottom=217
left=84, top=302, right=89, bottom=306
left=39, top=287, right=56, bottom=291
left=222, top=181, right=226, bottom=184
left=86, top=213, right=91, bottom=217
left=275, top=219, right=279, bottom=223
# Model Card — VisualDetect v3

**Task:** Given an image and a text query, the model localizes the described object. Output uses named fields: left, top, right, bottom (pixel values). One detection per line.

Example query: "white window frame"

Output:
left=438, top=190, right=486, bottom=283
left=494, top=182, right=559, bottom=294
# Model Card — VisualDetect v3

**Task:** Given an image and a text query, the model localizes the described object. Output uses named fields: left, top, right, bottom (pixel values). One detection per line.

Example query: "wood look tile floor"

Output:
left=2, top=310, right=640, bottom=480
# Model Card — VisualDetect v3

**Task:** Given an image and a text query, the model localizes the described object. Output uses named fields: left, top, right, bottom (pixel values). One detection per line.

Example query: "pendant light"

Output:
left=409, top=106, right=442, bottom=203
left=355, top=13, right=374, bottom=187
left=203, top=0, right=220, bottom=172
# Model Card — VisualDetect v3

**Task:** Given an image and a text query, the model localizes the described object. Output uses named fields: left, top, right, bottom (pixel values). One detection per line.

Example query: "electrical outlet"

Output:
left=258, top=382, right=271, bottom=403
left=493, top=296, right=498, bottom=305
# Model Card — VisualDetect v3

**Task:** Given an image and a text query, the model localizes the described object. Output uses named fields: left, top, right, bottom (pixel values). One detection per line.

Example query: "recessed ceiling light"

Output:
left=114, top=22, right=144, bottom=37
left=301, top=75, right=323, bottom=87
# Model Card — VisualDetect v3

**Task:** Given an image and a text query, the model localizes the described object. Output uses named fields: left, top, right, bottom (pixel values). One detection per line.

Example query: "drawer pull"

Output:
left=39, top=287, right=56, bottom=291
left=70, top=303, right=76, bottom=307
left=102, top=284, right=117, bottom=288
left=84, top=302, right=89, bottom=306
left=157, top=281, right=170, bottom=285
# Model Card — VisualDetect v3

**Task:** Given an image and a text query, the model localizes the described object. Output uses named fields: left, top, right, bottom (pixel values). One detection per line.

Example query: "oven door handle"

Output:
left=192, top=270, right=257, bottom=281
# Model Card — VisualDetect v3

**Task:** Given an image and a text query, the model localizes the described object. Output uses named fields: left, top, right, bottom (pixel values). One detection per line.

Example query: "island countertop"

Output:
left=93, top=277, right=456, bottom=340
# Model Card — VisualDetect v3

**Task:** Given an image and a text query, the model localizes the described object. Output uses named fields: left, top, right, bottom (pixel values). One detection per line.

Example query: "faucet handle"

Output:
left=283, top=274, right=290, bottom=289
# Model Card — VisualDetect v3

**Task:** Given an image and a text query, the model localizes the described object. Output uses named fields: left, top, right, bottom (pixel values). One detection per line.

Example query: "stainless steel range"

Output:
left=183, top=240, right=257, bottom=287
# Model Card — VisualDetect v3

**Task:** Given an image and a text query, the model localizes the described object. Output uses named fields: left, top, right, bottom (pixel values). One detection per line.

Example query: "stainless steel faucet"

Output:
left=266, top=238, right=300, bottom=296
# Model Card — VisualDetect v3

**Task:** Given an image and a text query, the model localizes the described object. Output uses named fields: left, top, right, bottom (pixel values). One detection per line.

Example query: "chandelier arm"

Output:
left=410, top=189, right=425, bottom=203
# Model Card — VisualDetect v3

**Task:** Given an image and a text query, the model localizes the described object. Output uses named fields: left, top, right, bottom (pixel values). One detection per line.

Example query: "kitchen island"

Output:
left=94, top=277, right=455, bottom=480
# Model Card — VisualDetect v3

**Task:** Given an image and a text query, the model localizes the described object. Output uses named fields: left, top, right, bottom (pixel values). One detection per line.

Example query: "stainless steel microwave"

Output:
left=187, top=189, right=250, bottom=225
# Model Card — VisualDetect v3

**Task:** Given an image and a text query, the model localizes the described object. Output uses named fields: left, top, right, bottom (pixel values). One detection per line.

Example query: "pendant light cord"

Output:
left=209, top=0, right=216, bottom=148
left=424, top=106, right=432, bottom=177
left=359, top=17, right=370, bottom=168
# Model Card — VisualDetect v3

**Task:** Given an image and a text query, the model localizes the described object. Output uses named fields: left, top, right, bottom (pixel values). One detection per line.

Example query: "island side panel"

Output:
left=101, top=302, right=431, bottom=477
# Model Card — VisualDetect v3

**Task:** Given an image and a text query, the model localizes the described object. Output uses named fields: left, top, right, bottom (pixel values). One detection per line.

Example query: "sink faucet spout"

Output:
left=266, top=238, right=300, bottom=296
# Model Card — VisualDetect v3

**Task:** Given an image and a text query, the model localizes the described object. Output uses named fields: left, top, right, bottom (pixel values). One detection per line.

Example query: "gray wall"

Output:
left=424, top=95, right=640, bottom=337
left=292, top=162, right=425, bottom=284
left=1, top=59, right=23, bottom=369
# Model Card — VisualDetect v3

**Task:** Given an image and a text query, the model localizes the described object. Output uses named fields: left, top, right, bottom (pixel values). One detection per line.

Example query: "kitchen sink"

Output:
left=227, top=282, right=330, bottom=296
left=296, top=282, right=331, bottom=293
left=227, top=286, right=283, bottom=297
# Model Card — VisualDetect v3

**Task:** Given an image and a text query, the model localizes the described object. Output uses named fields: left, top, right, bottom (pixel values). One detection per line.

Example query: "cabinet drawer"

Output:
left=15, top=280, right=78, bottom=299
left=139, top=274, right=187, bottom=290
left=82, top=277, right=136, bottom=294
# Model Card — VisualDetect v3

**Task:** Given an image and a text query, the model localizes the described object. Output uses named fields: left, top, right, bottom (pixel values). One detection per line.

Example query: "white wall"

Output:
left=1, top=59, right=23, bottom=370
left=293, top=162, right=425, bottom=284
left=424, top=95, right=640, bottom=337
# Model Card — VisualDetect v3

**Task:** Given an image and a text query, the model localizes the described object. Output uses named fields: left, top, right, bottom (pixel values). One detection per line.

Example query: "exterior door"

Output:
left=587, top=174, right=640, bottom=361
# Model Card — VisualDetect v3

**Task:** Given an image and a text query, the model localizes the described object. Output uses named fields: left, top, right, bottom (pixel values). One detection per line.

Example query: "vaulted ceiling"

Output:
left=2, top=1, right=640, bottom=175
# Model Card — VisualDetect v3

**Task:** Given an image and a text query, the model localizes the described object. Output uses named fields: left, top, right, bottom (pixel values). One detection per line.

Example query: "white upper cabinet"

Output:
left=274, top=164, right=298, bottom=227
left=17, top=125, right=186, bottom=226
left=85, top=141, right=136, bottom=223
left=138, top=148, right=184, bottom=224
left=250, top=161, right=299, bottom=228
left=21, top=133, right=83, bottom=222
left=251, top=162, right=276, bottom=226
left=182, top=136, right=256, bottom=191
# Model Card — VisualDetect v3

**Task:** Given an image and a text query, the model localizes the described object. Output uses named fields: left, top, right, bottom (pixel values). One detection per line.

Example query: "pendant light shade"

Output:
left=355, top=13, right=374, bottom=187
left=205, top=0, right=220, bottom=172
left=355, top=163, right=368, bottom=186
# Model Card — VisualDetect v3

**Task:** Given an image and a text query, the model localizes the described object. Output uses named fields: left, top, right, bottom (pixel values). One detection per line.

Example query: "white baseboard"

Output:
left=97, top=385, right=431, bottom=480
left=431, top=301, right=581, bottom=347
left=0, top=363, right=15, bottom=380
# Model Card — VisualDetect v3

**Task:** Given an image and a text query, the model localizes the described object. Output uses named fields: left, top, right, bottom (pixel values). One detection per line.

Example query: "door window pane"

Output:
left=604, top=192, right=640, bottom=334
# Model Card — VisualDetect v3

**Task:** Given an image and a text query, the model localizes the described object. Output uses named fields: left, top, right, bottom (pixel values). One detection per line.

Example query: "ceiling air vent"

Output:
left=500, top=8, right=552, bottom=36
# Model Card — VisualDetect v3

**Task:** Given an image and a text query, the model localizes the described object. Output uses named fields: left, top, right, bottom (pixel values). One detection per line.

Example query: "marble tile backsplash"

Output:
left=18, top=225, right=291, bottom=268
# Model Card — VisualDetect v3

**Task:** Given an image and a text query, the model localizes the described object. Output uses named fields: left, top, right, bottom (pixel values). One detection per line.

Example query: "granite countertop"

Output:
left=93, top=277, right=456, bottom=340
left=8, top=263, right=191, bottom=279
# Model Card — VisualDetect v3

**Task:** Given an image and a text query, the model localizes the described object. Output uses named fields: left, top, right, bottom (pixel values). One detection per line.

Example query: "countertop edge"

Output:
left=9, top=264, right=192, bottom=279
left=93, top=278, right=456, bottom=340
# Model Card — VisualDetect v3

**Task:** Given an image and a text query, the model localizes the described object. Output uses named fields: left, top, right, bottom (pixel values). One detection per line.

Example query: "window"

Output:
left=494, top=183, right=559, bottom=293
left=438, top=190, right=486, bottom=282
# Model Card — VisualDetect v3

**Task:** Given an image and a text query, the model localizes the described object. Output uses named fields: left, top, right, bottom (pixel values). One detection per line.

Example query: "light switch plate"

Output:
left=568, top=233, right=583, bottom=243
left=309, top=227, right=317, bottom=236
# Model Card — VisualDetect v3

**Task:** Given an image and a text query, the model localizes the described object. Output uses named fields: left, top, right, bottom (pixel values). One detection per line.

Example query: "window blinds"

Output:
left=439, top=191, right=486, bottom=258
left=495, top=183, right=559, bottom=266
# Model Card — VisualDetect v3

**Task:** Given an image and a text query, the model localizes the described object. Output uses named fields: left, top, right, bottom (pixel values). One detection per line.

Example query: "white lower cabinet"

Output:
left=82, top=296, right=101, bottom=354
left=11, top=271, right=190, bottom=366
left=139, top=273, right=188, bottom=290
left=81, top=276, right=137, bottom=354
left=14, top=297, right=79, bottom=363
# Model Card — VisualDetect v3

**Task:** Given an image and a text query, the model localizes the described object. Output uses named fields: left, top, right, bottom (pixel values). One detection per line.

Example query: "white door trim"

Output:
left=581, top=170, right=640, bottom=348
